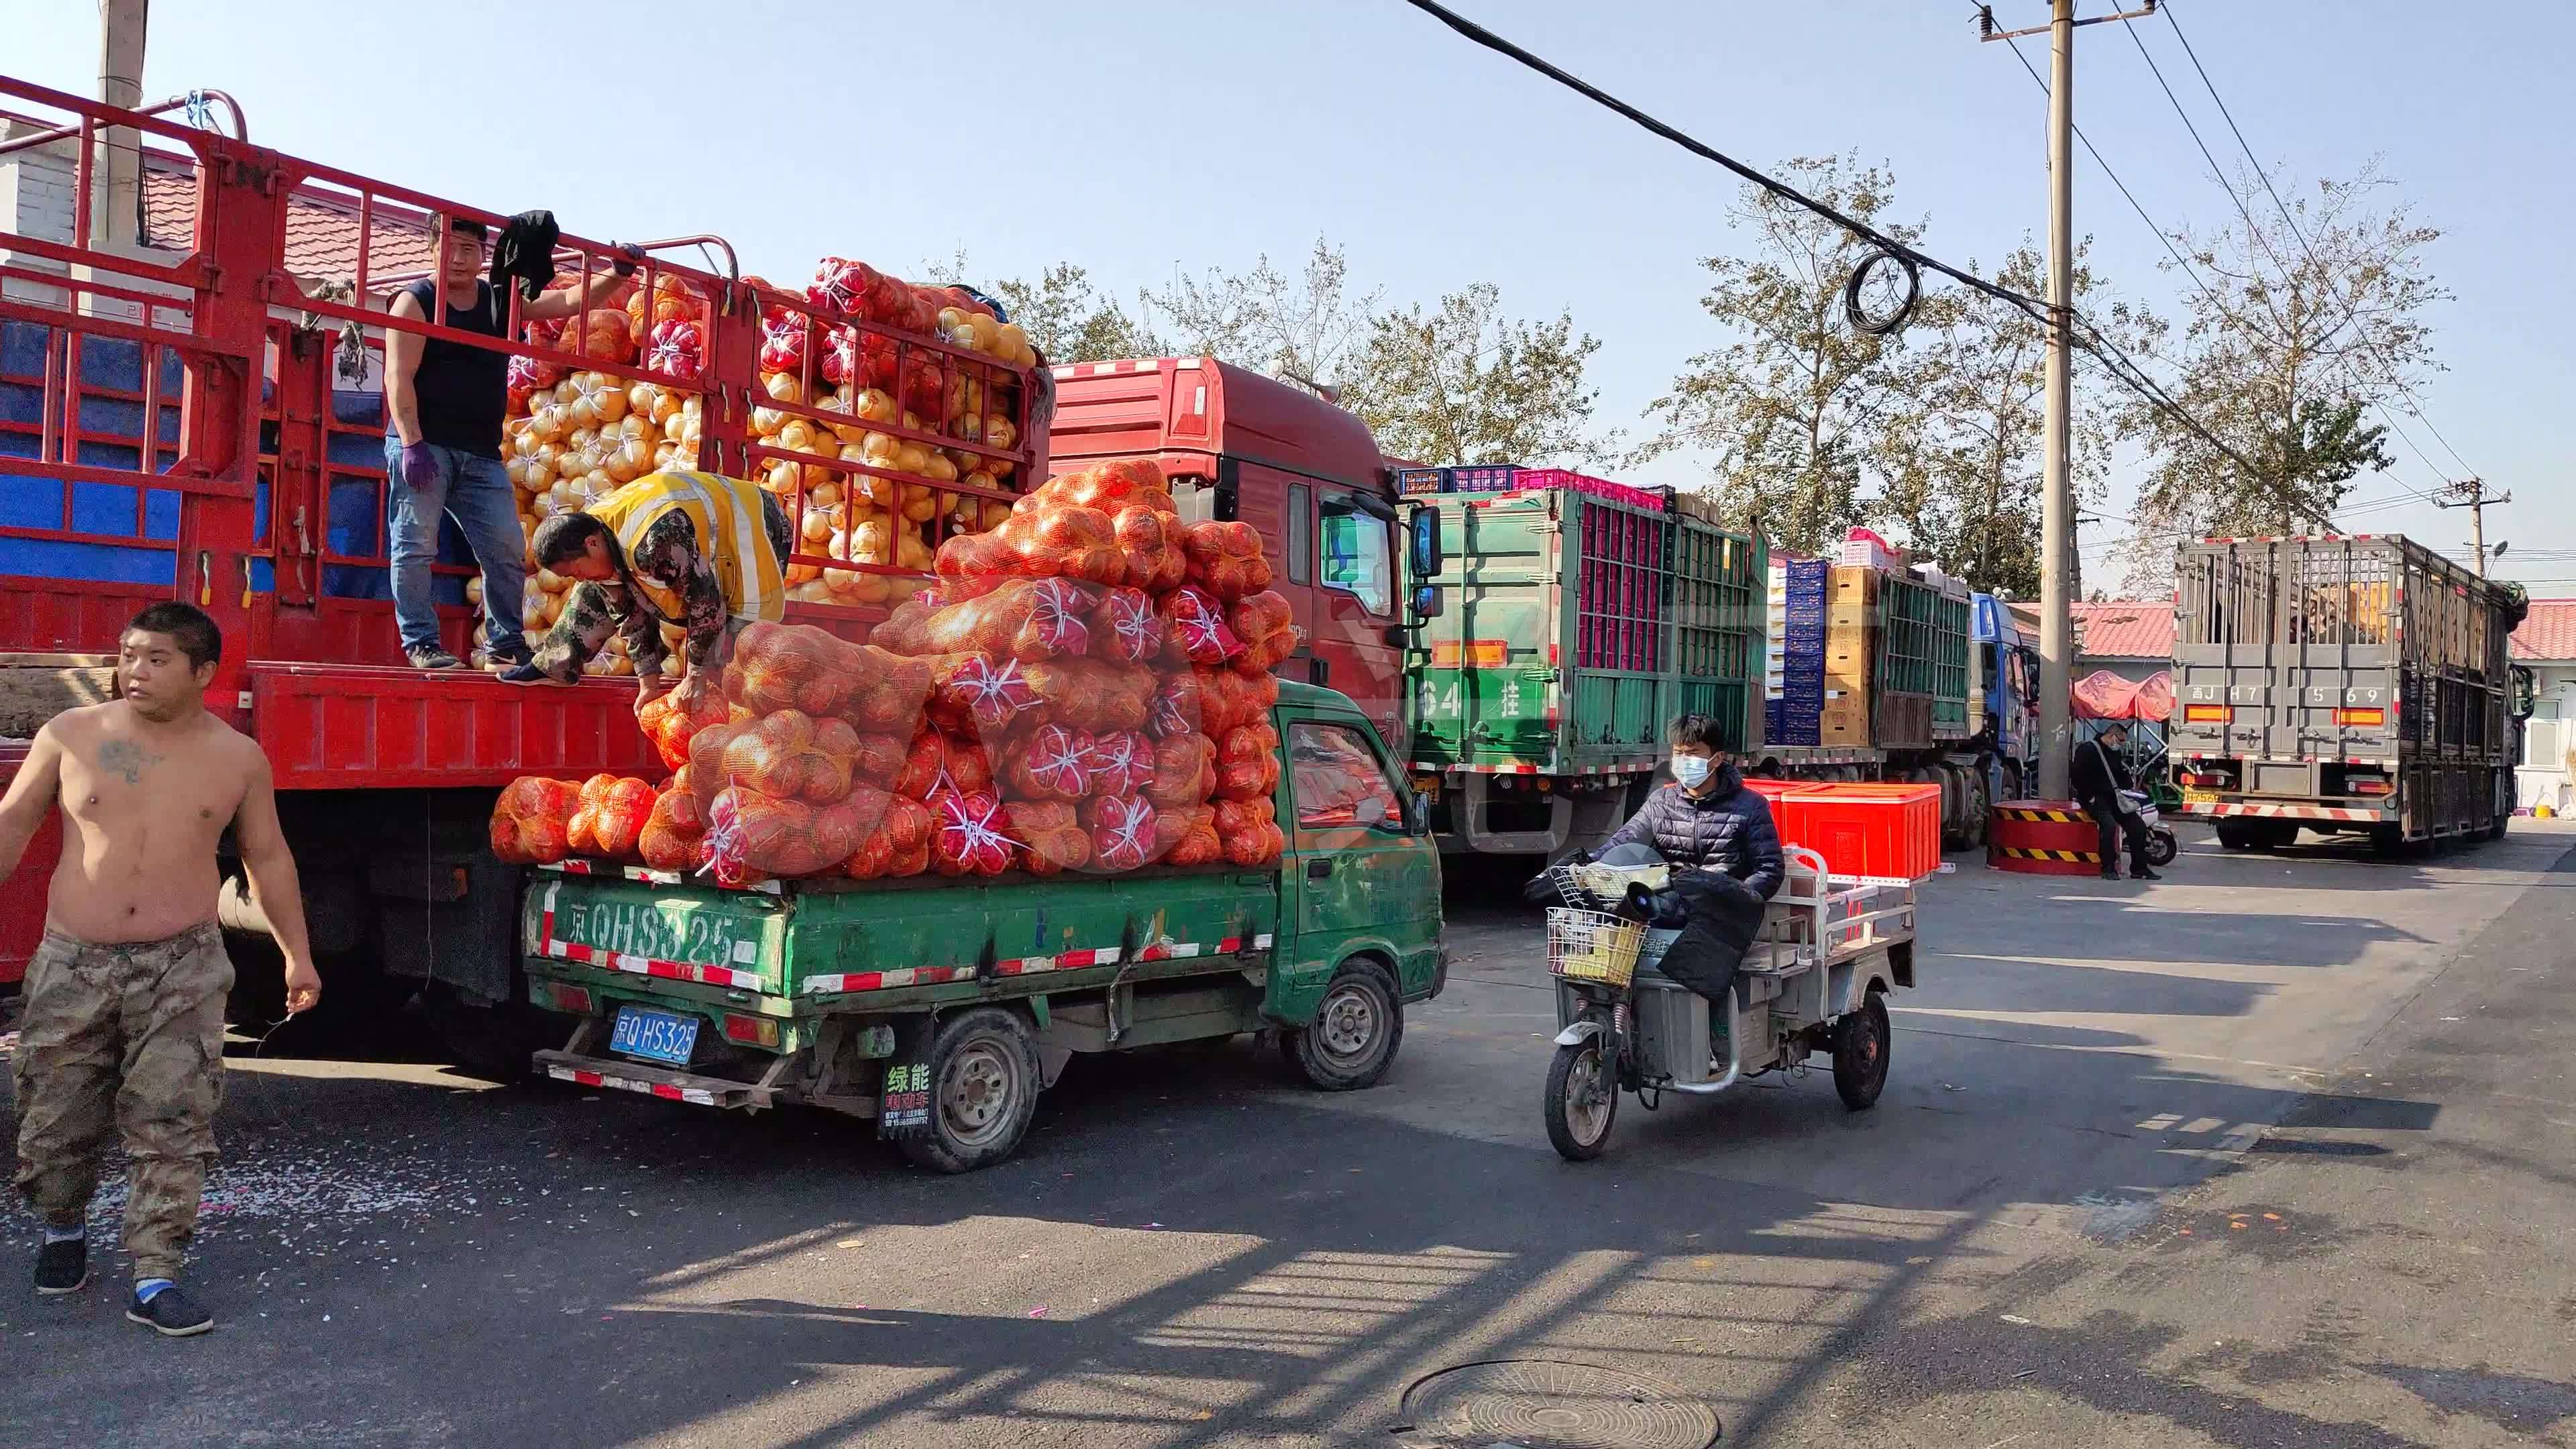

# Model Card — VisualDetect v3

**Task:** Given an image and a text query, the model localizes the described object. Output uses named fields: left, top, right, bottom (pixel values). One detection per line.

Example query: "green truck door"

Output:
left=1277, top=709, right=1442, bottom=1017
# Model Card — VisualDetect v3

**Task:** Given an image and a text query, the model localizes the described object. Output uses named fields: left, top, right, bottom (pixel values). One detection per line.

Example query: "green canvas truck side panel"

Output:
left=1407, top=491, right=1764, bottom=769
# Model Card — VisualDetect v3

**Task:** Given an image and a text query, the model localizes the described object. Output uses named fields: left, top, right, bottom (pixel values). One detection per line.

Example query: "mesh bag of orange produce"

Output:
left=1160, top=586, right=1244, bottom=666
left=490, top=776, right=577, bottom=865
left=882, top=577, right=1099, bottom=661
left=1144, top=732, right=1217, bottom=810
left=701, top=785, right=889, bottom=887
left=1001, top=723, right=1094, bottom=802
left=1014, top=459, right=1175, bottom=517
left=843, top=794, right=934, bottom=880
left=1214, top=722, right=1283, bottom=802
left=636, top=688, right=731, bottom=773
left=1007, top=798, right=1092, bottom=876
left=1181, top=519, right=1273, bottom=601
left=567, top=774, right=660, bottom=861
left=1083, top=794, right=1158, bottom=871
left=1153, top=802, right=1222, bottom=866
left=1228, top=590, right=1303, bottom=675
left=637, top=770, right=706, bottom=873
left=687, top=710, right=861, bottom=806
left=932, top=790, right=1019, bottom=876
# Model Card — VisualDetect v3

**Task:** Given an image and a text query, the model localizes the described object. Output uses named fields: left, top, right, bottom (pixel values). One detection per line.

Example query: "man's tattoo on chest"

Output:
left=97, top=738, right=163, bottom=785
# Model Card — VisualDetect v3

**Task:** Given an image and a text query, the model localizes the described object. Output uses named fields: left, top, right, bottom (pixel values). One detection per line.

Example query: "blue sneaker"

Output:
left=127, top=1283, right=214, bottom=1337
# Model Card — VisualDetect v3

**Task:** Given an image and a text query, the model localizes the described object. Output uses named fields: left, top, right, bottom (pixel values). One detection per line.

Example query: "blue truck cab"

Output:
left=1972, top=594, right=2039, bottom=801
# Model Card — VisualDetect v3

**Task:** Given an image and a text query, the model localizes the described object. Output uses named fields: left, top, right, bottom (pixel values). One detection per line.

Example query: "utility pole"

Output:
left=2434, top=476, right=2510, bottom=578
left=1980, top=0, right=2160, bottom=800
left=96, top=0, right=149, bottom=249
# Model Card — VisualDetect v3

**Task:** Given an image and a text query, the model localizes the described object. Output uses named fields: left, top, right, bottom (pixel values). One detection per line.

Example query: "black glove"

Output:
left=611, top=243, right=644, bottom=278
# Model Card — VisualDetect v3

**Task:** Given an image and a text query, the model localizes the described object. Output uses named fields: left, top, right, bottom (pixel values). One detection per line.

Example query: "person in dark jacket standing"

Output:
left=2072, top=722, right=2159, bottom=881
left=1597, top=714, right=1785, bottom=1016
left=380, top=215, right=633, bottom=672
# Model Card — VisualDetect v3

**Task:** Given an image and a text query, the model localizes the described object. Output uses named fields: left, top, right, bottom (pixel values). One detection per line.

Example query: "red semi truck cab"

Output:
left=1047, top=357, right=1405, bottom=745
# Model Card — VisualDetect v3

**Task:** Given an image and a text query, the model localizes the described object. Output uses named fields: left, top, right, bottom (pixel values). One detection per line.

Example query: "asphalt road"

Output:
left=5, top=823, right=2573, bottom=1448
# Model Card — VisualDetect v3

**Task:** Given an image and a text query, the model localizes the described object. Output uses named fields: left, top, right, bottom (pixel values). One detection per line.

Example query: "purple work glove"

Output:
left=398, top=441, right=441, bottom=493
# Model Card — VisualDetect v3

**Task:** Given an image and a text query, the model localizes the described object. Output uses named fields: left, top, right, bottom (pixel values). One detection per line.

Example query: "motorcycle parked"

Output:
left=2121, top=788, right=2180, bottom=869
left=1538, top=847, right=1919, bottom=1161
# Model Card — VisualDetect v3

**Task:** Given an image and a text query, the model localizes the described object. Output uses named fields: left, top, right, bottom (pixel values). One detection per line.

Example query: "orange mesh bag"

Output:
left=1145, top=732, right=1217, bottom=810
left=1160, top=586, right=1245, bottom=665
left=489, top=777, right=577, bottom=865
left=637, top=688, right=730, bottom=772
left=843, top=649, right=934, bottom=735
left=843, top=793, right=934, bottom=880
left=1110, top=505, right=1186, bottom=593
left=1181, top=519, right=1273, bottom=601
left=1225, top=816, right=1287, bottom=867
left=1023, top=657, right=1155, bottom=734
left=1213, top=723, right=1281, bottom=802
left=1002, top=723, right=1095, bottom=802
left=638, top=775, right=706, bottom=873
left=894, top=577, right=1099, bottom=661
left=932, top=789, right=1018, bottom=876
left=936, top=503, right=1124, bottom=588
left=1213, top=794, right=1276, bottom=841
left=725, top=621, right=855, bottom=720
left=943, top=733, right=996, bottom=796
left=1083, top=794, right=1158, bottom=872
left=690, top=710, right=860, bottom=806
left=1014, top=460, right=1177, bottom=517
left=1192, top=665, right=1277, bottom=738
left=1090, top=586, right=1165, bottom=663
left=892, top=728, right=947, bottom=800
left=569, top=775, right=660, bottom=861
left=1228, top=590, right=1303, bottom=676
left=873, top=593, right=943, bottom=653
left=928, top=652, right=1040, bottom=733
left=703, top=785, right=883, bottom=885
left=1154, top=802, right=1222, bottom=866
left=1007, top=798, right=1091, bottom=877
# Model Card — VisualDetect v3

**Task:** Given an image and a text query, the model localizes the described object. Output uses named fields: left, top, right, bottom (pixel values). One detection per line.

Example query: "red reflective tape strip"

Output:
left=802, top=965, right=979, bottom=996
left=650, top=1083, right=685, bottom=1102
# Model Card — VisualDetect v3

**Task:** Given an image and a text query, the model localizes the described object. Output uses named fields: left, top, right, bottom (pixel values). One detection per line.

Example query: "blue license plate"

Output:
left=608, top=1006, right=700, bottom=1066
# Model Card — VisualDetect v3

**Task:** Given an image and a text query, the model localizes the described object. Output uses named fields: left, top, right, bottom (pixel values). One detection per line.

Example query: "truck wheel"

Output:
left=1831, top=992, right=1891, bottom=1111
left=1281, top=959, right=1402, bottom=1091
left=1544, top=1039, right=1617, bottom=1161
left=2214, top=822, right=2259, bottom=851
left=900, top=1007, right=1042, bottom=1175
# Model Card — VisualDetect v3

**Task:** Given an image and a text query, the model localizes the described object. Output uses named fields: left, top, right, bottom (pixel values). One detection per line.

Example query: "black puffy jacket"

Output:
left=1601, top=766, right=1786, bottom=900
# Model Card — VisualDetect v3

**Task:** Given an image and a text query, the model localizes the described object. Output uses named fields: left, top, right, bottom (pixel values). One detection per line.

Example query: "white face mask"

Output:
left=1671, top=754, right=1713, bottom=790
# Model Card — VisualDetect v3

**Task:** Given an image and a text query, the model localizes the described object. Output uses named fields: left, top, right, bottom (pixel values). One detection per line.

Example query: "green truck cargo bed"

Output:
left=1408, top=488, right=1764, bottom=773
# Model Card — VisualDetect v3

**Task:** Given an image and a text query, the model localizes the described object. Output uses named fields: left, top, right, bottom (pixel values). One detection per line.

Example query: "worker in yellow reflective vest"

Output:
left=508, top=470, right=790, bottom=713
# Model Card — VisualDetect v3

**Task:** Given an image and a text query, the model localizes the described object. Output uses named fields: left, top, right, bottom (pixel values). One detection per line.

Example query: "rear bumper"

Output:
left=2201, top=799, right=2392, bottom=823
left=532, top=1049, right=790, bottom=1110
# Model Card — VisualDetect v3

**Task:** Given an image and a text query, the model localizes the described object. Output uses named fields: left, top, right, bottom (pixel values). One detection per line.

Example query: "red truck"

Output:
left=0, top=74, right=1415, bottom=1065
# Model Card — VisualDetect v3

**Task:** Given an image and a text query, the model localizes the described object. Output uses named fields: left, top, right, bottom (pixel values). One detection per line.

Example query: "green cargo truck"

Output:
left=521, top=684, right=1442, bottom=1173
left=1405, top=486, right=1764, bottom=857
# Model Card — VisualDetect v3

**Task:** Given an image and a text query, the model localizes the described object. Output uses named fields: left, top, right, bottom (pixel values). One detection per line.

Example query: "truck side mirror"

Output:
left=1411, top=583, right=1442, bottom=620
left=1407, top=791, right=1432, bottom=835
left=1409, top=504, right=1442, bottom=580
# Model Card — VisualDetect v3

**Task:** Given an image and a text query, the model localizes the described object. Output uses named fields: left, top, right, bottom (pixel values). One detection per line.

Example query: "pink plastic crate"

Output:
left=1511, top=468, right=1669, bottom=514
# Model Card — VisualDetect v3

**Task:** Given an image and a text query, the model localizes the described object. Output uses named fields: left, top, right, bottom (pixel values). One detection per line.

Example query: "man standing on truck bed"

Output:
left=504, top=469, right=790, bottom=711
left=2074, top=722, right=2160, bottom=881
left=0, top=602, right=321, bottom=1338
left=382, top=214, right=637, bottom=672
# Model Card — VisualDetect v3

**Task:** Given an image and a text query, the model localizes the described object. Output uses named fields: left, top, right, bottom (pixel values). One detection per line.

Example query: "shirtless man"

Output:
left=0, top=601, right=319, bottom=1338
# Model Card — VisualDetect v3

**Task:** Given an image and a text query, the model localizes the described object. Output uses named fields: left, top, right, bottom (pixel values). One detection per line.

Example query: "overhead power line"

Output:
left=1395, top=0, right=2269, bottom=487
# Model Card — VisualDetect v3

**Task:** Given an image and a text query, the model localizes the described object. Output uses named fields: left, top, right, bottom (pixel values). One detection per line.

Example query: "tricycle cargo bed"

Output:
left=524, top=861, right=1277, bottom=1008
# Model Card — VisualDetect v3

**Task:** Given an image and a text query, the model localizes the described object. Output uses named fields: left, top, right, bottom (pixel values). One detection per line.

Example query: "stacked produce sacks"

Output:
left=486, top=458, right=1299, bottom=883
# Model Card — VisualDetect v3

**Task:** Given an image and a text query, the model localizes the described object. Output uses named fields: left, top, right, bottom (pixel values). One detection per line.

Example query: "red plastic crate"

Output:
left=1766, top=782, right=1942, bottom=883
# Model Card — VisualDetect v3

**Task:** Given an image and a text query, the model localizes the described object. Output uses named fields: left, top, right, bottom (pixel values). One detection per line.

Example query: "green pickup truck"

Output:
left=520, top=682, right=1444, bottom=1172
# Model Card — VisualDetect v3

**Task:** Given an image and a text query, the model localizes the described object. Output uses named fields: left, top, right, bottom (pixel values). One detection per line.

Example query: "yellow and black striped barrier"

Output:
left=1988, top=799, right=2106, bottom=876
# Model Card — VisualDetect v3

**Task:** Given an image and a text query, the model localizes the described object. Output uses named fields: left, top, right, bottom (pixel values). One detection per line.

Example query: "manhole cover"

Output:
left=1394, top=1359, right=1720, bottom=1449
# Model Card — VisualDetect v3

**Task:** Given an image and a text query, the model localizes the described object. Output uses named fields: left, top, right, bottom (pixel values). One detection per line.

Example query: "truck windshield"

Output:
left=1290, top=721, right=1402, bottom=828
left=1320, top=502, right=1392, bottom=614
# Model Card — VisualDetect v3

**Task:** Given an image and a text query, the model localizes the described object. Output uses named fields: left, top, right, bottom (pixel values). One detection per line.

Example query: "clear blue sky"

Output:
left=6, top=0, right=2569, bottom=592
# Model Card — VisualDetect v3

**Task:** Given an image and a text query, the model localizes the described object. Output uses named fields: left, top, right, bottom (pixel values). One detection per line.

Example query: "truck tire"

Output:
left=1281, top=958, right=1403, bottom=1091
left=2214, top=821, right=2260, bottom=851
left=1831, top=991, right=1891, bottom=1111
left=900, top=1007, right=1042, bottom=1175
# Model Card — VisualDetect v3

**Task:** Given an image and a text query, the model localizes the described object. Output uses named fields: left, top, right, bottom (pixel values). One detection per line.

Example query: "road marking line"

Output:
left=2216, top=1124, right=2265, bottom=1154
left=2178, top=1116, right=2227, bottom=1134
left=2136, top=1114, right=2182, bottom=1130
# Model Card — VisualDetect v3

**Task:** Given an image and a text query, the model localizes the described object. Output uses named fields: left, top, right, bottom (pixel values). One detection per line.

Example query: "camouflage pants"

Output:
left=529, top=588, right=754, bottom=686
left=12, top=923, right=233, bottom=1281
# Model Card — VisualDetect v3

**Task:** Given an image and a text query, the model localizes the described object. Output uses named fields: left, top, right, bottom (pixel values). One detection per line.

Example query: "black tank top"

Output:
left=397, top=278, right=508, bottom=458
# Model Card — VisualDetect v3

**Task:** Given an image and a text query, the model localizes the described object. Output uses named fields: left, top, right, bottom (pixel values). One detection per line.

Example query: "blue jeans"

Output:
left=384, top=439, right=527, bottom=658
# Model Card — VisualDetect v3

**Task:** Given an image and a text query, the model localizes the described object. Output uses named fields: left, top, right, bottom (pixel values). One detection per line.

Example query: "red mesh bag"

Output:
left=943, top=733, right=995, bottom=796
left=1228, top=591, right=1303, bottom=676
left=929, top=652, right=1041, bottom=733
left=1110, top=505, right=1187, bottom=593
left=1084, top=794, right=1158, bottom=872
left=1191, top=665, right=1278, bottom=737
left=892, top=728, right=947, bottom=800
left=1023, top=658, right=1156, bottom=734
left=644, top=318, right=703, bottom=382
left=1008, top=798, right=1091, bottom=877
left=569, top=775, right=659, bottom=861
left=843, top=651, right=934, bottom=736
left=1225, top=817, right=1287, bottom=867
left=690, top=711, right=860, bottom=806
left=1214, top=749, right=1281, bottom=803
left=489, top=777, right=576, bottom=865
left=1154, top=803, right=1222, bottom=866
left=847, top=731, right=909, bottom=789
left=638, top=773, right=705, bottom=873
left=1003, top=723, right=1095, bottom=802
left=1090, top=587, right=1165, bottom=664
left=1213, top=795, right=1277, bottom=841
left=1145, top=733, right=1217, bottom=810
left=1016, top=460, right=1177, bottom=517
left=637, top=687, right=731, bottom=773
left=873, top=594, right=942, bottom=655
left=724, top=622, right=932, bottom=735
left=932, top=790, right=1017, bottom=876
left=934, top=504, right=1124, bottom=589
left=890, top=578, right=1098, bottom=661
left=1148, top=670, right=1205, bottom=739
left=1161, top=586, right=1244, bottom=665
left=1220, top=722, right=1282, bottom=772
left=1182, top=520, right=1273, bottom=601
left=1084, top=730, right=1155, bottom=796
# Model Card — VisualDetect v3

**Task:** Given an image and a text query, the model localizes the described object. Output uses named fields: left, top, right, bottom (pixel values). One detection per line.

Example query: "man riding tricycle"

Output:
left=1532, top=714, right=1920, bottom=1161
